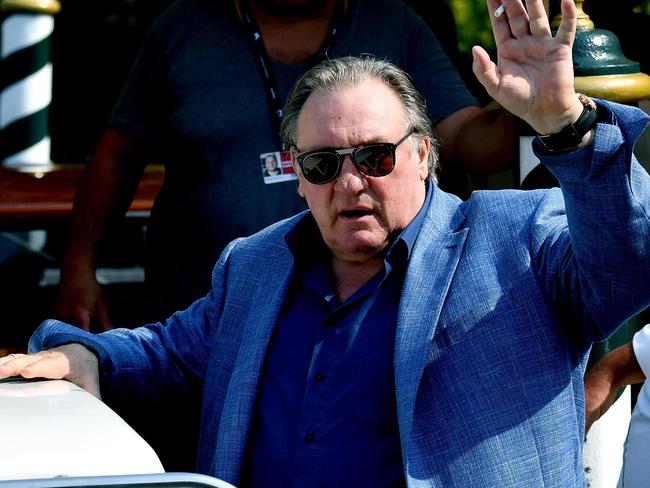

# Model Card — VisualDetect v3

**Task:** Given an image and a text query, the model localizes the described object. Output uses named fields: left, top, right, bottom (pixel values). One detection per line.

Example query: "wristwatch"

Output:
left=538, top=94, right=598, bottom=152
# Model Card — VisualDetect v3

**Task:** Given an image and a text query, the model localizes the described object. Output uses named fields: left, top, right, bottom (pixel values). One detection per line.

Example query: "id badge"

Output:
left=260, top=150, right=297, bottom=184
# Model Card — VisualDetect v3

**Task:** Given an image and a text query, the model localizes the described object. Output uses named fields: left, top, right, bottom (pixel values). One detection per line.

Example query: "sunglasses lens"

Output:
left=354, top=145, right=394, bottom=176
left=301, top=153, right=340, bottom=184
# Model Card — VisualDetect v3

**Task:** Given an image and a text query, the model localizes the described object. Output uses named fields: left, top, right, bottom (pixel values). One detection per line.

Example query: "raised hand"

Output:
left=472, top=0, right=584, bottom=135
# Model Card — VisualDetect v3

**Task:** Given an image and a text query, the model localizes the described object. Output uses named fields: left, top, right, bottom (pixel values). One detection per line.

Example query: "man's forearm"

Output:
left=585, top=340, right=646, bottom=431
left=596, top=343, right=645, bottom=388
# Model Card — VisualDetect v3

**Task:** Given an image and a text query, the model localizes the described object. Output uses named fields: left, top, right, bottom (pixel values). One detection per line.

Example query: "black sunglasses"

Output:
left=294, top=130, right=414, bottom=185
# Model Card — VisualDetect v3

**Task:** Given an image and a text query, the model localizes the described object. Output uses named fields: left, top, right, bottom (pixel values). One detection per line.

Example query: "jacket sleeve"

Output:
left=29, top=238, right=243, bottom=404
left=529, top=99, right=650, bottom=343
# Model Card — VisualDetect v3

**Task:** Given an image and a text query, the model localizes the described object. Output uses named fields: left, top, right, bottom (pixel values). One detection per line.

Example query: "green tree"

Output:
left=449, top=0, right=495, bottom=54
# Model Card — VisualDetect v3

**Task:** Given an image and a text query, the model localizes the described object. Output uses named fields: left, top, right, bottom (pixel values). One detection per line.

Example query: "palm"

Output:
left=498, top=37, right=574, bottom=112
left=473, top=0, right=579, bottom=134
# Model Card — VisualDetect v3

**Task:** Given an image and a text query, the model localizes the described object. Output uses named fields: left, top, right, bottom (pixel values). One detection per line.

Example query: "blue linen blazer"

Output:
left=32, top=100, right=650, bottom=487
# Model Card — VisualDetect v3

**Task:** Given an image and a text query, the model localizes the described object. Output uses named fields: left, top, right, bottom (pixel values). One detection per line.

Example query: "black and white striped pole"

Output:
left=0, top=0, right=60, bottom=170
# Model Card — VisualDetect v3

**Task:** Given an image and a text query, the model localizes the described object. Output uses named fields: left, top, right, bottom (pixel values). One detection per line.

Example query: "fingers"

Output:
left=0, top=353, right=29, bottom=378
left=488, top=0, right=518, bottom=46
left=0, top=348, right=102, bottom=399
left=491, top=0, right=530, bottom=39
left=491, top=0, right=554, bottom=39
left=0, top=351, right=69, bottom=380
left=505, top=0, right=530, bottom=38
left=21, top=352, right=71, bottom=379
left=0, top=353, right=19, bottom=376
left=525, top=0, right=551, bottom=37
left=555, top=0, right=578, bottom=47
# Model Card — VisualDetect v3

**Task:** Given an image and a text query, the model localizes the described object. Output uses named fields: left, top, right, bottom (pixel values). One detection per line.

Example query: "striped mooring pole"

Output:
left=0, top=0, right=60, bottom=170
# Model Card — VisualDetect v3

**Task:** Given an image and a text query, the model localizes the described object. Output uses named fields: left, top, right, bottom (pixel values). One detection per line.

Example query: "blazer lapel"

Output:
left=212, top=243, right=295, bottom=483
left=394, top=190, right=468, bottom=454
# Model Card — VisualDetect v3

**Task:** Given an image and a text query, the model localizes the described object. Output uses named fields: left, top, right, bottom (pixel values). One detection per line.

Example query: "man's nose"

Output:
left=334, top=156, right=366, bottom=192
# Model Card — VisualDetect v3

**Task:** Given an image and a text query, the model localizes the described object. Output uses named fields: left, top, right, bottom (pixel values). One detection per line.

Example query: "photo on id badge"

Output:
left=261, top=151, right=296, bottom=183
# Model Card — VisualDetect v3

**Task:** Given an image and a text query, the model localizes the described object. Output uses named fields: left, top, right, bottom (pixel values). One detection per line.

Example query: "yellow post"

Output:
left=0, top=0, right=60, bottom=15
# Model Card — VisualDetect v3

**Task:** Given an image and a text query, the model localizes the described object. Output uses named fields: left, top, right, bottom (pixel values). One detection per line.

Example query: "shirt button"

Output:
left=315, top=373, right=326, bottom=382
left=305, top=433, right=315, bottom=442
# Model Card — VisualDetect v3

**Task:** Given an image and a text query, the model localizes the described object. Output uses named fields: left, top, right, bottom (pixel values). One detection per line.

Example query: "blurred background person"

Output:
left=55, top=0, right=516, bottom=333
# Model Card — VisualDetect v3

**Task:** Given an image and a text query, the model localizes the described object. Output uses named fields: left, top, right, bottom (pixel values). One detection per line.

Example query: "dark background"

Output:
left=47, top=0, right=650, bottom=166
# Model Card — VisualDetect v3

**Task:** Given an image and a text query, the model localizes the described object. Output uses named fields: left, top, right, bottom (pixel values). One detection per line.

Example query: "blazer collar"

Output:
left=394, top=185, right=468, bottom=451
left=212, top=238, right=295, bottom=483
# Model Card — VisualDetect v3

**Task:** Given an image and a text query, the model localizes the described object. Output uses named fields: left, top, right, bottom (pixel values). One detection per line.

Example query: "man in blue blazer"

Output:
left=2, top=0, right=650, bottom=486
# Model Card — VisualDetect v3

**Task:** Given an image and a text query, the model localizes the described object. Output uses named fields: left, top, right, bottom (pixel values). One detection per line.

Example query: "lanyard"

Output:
left=239, top=0, right=344, bottom=143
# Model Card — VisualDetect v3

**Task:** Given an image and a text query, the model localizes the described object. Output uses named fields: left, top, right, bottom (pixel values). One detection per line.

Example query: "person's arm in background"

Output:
left=403, top=0, right=517, bottom=177
left=436, top=103, right=517, bottom=174
left=55, top=1, right=168, bottom=332
left=56, top=128, right=147, bottom=331
left=585, top=325, right=650, bottom=431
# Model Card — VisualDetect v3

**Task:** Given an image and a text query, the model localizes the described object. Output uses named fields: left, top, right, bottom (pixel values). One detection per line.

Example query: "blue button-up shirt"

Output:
left=245, top=185, right=433, bottom=488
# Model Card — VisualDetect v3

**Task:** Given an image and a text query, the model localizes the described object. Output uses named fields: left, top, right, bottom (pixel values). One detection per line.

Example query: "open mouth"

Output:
left=340, top=209, right=373, bottom=218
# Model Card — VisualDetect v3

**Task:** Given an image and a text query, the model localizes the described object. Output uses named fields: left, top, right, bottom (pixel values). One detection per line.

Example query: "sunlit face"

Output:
left=293, top=78, right=429, bottom=265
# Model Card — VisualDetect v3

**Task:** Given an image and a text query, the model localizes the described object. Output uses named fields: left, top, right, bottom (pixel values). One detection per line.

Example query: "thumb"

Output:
left=472, top=46, right=499, bottom=99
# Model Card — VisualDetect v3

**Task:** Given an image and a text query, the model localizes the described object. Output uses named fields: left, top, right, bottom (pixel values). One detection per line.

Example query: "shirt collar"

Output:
left=387, top=180, right=432, bottom=264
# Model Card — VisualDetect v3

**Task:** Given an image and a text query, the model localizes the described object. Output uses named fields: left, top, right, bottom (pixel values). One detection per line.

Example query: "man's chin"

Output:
left=330, top=235, right=388, bottom=262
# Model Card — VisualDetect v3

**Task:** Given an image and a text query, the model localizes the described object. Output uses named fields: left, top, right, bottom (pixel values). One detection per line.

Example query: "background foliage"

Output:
left=449, top=0, right=494, bottom=54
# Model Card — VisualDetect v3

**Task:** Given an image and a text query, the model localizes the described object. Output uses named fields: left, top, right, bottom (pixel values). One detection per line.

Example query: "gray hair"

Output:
left=280, top=56, right=439, bottom=181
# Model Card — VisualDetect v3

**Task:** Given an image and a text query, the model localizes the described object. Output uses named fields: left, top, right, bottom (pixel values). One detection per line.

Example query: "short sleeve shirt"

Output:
left=109, top=0, right=477, bottom=317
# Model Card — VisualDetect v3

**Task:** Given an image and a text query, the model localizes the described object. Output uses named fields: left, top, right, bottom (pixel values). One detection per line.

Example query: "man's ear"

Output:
left=417, top=137, right=431, bottom=180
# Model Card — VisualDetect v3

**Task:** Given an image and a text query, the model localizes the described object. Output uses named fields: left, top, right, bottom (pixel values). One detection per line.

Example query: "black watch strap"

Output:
left=538, top=94, right=598, bottom=152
